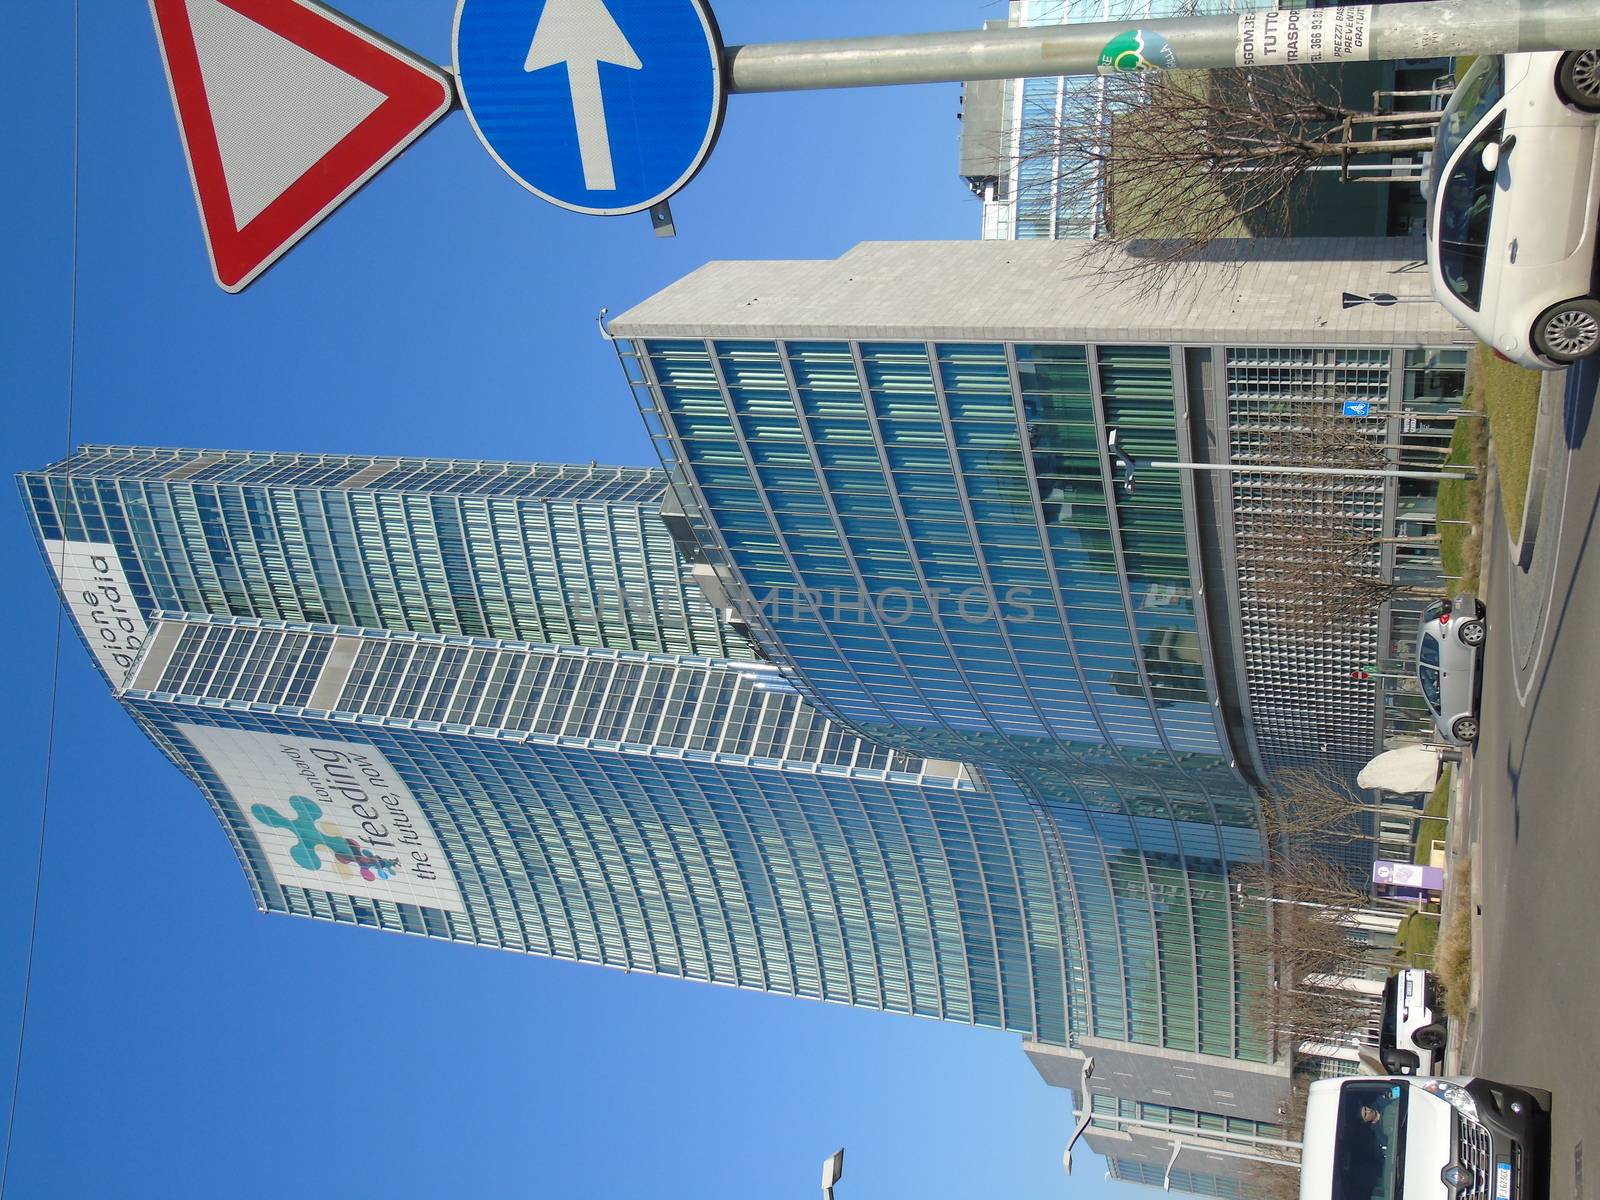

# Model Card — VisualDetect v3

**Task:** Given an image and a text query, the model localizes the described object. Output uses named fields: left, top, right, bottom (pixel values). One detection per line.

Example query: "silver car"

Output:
left=1415, top=594, right=1487, bottom=744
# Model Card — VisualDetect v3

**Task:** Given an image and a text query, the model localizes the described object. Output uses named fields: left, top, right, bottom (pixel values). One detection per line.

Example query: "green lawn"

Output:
left=1436, top=408, right=1485, bottom=590
left=1413, top=768, right=1451, bottom=865
left=1394, top=911, right=1441, bottom=969
left=1470, top=345, right=1544, bottom=538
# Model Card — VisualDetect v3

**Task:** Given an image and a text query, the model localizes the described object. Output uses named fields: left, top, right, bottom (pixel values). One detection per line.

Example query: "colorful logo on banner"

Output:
left=252, top=796, right=401, bottom=882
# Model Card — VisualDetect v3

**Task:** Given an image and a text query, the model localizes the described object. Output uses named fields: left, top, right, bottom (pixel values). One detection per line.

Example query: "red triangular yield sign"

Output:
left=149, top=0, right=453, bottom=292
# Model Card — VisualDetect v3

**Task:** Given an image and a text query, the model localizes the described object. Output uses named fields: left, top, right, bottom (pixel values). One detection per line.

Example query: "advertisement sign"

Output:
left=1236, top=6, right=1372, bottom=68
left=41, top=539, right=149, bottom=683
left=1372, top=859, right=1444, bottom=892
left=180, top=725, right=466, bottom=915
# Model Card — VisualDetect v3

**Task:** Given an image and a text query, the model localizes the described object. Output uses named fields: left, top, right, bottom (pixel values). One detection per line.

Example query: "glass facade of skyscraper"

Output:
left=19, top=434, right=1281, bottom=1070
left=610, top=236, right=1473, bottom=1086
left=620, top=334, right=1272, bottom=1063
left=113, top=612, right=1069, bottom=1036
left=21, top=446, right=1092, bottom=1052
left=20, top=445, right=750, bottom=679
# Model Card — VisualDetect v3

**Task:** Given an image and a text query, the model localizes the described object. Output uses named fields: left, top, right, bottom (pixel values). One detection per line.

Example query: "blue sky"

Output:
left=0, top=2, right=1101, bottom=1195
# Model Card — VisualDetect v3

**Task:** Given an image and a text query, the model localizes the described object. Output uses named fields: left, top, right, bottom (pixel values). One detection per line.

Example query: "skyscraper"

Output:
left=608, top=235, right=1470, bottom=1111
left=20, top=445, right=1075, bottom=1048
left=24, top=238, right=1464, bottom=1163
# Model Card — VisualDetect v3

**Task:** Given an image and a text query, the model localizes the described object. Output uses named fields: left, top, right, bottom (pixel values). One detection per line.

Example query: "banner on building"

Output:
left=180, top=724, right=467, bottom=915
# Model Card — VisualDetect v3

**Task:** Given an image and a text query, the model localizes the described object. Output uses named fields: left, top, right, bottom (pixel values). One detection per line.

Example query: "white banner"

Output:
left=1236, top=6, right=1372, bottom=68
left=180, top=725, right=466, bottom=915
left=42, top=539, right=150, bottom=684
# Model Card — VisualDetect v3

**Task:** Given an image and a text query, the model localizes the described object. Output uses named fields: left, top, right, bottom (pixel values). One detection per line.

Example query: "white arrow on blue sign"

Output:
left=1342, top=400, right=1372, bottom=418
left=454, top=0, right=726, bottom=216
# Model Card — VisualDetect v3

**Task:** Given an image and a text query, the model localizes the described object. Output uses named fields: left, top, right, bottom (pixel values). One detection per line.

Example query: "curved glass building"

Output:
left=19, top=444, right=1067, bottom=1044
left=110, top=613, right=1067, bottom=1033
left=611, top=237, right=1471, bottom=1073
left=619, top=333, right=1270, bottom=1061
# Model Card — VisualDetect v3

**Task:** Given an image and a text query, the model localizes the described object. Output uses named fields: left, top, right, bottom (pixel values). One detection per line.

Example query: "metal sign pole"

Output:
left=722, top=0, right=1599, bottom=93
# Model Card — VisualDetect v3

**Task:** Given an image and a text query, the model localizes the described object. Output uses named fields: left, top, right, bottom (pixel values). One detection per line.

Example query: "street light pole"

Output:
left=723, top=1, right=1599, bottom=93
left=1104, top=426, right=1474, bottom=488
left=1062, top=1055, right=1097, bottom=1176
left=1149, top=459, right=1474, bottom=483
left=821, top=1148, right=845, bottom=1200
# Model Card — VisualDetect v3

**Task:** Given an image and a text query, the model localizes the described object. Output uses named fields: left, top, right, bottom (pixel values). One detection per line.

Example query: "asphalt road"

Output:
left=1471, top=358, right=1600, bottom=1200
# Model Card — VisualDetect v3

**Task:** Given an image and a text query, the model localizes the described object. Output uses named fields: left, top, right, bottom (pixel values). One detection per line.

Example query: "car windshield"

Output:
left=1333, top=1083, right=1408, bottom=1200
left=1428, top=56, right=1505, bottom=201
left=1435, top=116, right=1504, bottom=311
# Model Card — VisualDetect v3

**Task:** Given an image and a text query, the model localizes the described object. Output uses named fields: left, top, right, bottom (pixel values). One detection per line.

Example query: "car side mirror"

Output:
left=1480, top=135, right=1515, bottom=173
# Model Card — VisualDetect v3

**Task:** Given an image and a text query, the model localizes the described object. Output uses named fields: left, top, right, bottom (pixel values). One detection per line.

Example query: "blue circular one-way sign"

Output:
left=454, top=0, right=725, bottom=216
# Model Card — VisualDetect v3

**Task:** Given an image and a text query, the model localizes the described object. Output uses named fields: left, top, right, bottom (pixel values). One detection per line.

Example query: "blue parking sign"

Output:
left=454, top=0, right=726, bottom=215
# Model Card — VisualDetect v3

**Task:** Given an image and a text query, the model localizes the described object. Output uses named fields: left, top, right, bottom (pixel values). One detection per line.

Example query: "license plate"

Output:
left=1496, top=1162, right=1512, bottom=1199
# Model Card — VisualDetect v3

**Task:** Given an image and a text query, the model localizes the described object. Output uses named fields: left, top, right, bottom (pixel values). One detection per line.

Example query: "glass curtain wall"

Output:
left=125, top=614, right=1071, bottom=1043
left=622, top=335, right=1272, bottom=1062
left=21, top=446, right=748, bottom=660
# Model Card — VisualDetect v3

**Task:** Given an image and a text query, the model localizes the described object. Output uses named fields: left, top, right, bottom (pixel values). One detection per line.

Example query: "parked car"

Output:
left=1425, top=50, right=1600, bottom=369
left=1379, top=967, right=1447, bottom=1075
left=1300, top=1075, right=1551, bottom=1200
left=1416, top=594, right=1486, bottom=744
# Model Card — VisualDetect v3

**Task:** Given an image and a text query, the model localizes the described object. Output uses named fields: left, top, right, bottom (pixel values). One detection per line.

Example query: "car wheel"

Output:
left=1459, top=619, right=1486, bottom=646
left=1413, top=1023, right=1448, bottom=1052
left=1533, top=299, right=1600, bottom=363
left=1452, top=715, right=1480, bottom=743
left=1558, top=49, right=1600, bottom=112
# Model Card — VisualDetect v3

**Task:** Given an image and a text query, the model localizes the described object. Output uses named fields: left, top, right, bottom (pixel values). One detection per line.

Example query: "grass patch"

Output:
left=1469, top=343, right=1543, bottom=537
left=1394, top=911, right=1441, bottom=969
left=1436, top=398, right=1487, bottom=590
left=1413, top=768, right=1451, bottom=865
left=1435, top=857, right=1474, bottom=1023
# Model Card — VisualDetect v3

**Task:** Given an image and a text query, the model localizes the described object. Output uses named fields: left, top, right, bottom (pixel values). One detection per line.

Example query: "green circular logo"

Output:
left=1097, top=29, right=1178, bottom=73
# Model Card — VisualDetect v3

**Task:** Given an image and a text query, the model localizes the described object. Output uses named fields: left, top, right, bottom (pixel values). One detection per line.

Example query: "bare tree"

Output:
left=1010, top=65, right=1441, bottom=275
left=1230, top=397, right=1450, bottom=621
left=1236, top=852, right=1380, bottom=1056
left=1260, top=766, right=1417, bottom=854
left=1239, top=505, right=1436, bottom=623
left=1252, top=405, right=1396, bottom=474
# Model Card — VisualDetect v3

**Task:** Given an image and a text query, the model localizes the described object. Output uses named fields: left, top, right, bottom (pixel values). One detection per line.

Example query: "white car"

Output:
left=1426, top=50, right=1600, bottom=369
left=1378, top=967, right=1447, bottom=1075
left=1299, top=1076, right=1552, bottom=1200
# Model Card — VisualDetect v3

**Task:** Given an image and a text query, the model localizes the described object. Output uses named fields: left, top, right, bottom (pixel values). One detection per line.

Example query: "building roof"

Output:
left=611, top=238, right=1471, bottom=348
